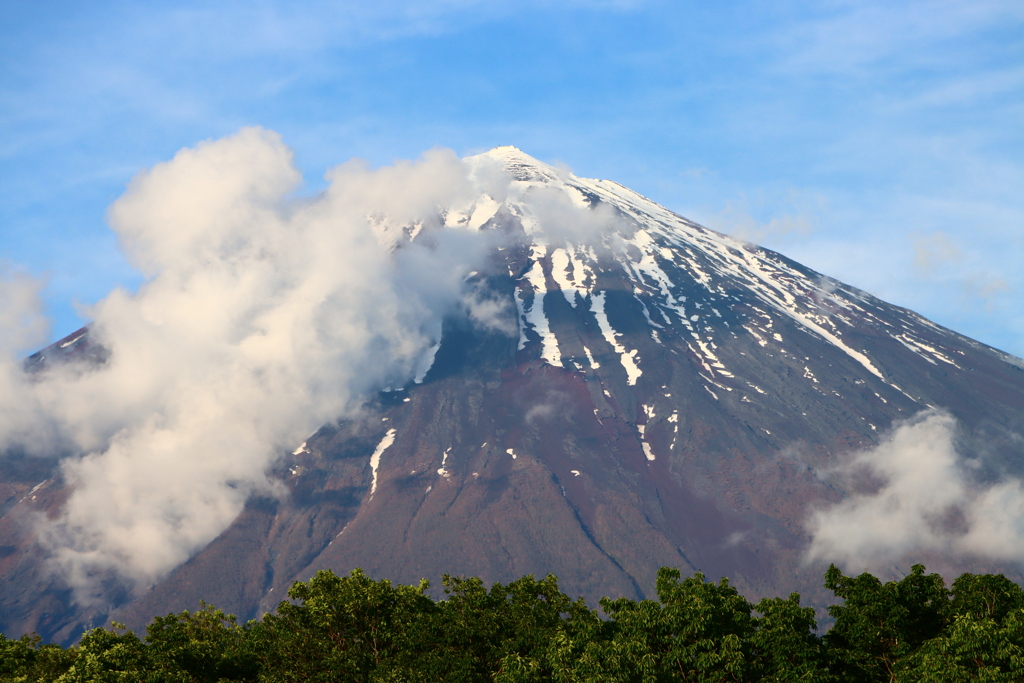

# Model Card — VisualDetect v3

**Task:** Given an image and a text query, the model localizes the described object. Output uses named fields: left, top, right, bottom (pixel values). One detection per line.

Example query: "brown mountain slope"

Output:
left=2, top=148, right=1023, bottom=644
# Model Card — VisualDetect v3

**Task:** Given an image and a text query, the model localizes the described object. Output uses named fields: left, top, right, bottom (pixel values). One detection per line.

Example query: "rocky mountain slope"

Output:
left=3, top=147, right=1024, bottom=643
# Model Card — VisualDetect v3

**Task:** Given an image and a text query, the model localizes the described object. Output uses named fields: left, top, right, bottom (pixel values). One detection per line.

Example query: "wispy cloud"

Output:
left=702, top=190, right=824, bottom=247
left=767, top=0, right=1024, bottom=78
left=0, top=266, right=53, bottom=454
left=0, top=265, right=49, bottom=356
left=912, top=231, right=963, bottom=273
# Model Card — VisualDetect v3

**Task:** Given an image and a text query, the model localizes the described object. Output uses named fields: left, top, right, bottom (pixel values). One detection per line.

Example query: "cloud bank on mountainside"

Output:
left=807, top=409, right=1024, bottom=572
left=0, top=128, right=534, bottom=605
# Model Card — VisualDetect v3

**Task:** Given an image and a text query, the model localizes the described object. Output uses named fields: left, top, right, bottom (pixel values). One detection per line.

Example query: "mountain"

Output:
left=3, top=147, right=1024, bottom=644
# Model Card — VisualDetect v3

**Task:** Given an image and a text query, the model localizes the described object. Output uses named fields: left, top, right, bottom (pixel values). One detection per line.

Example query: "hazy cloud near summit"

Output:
left=806, top=409, right=1024, bottom=572
left=0, top=128, right=523, bottom=605
left=0, top=268, right=52, bottom=452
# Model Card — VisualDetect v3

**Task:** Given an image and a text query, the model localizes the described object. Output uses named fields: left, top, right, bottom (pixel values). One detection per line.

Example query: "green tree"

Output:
left=144, top=602, right=257, bottom=683
left=390, top=573, right=581, bottom=682
left=823, top=564, right=949, bottom=682
left=549, top=568, right=756, bottom=683
left=251, top=568, right=434, bottom=683
left=0, top=633, right=76, bottom=683
left=948, top=573, right=1024, bottom=623
left=750, top=594, right=832, bottom=682
left=54, top=623, right=149, bottom=683
left=895, top=573, right=1024, bottom=681
left=653, top=568, right=754, bottom=681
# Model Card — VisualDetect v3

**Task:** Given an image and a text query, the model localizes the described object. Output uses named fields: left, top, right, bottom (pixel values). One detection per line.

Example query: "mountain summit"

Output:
left=4, top=146, right=1024, bottom=643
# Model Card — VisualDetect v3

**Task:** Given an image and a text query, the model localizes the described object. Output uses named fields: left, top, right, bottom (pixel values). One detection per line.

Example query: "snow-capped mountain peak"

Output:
left=455, top=148, right=974, bottom=410
left=6, top=145, right=1023, bottom=645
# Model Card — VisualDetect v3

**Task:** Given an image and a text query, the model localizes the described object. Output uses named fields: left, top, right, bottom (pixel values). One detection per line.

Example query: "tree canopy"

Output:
left=3, top=564, right=1024, bottom=682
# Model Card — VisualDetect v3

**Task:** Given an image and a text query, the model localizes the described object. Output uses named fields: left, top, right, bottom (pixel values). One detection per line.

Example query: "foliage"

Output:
left=894, top=573, right=1024, bottom=682
left=54, top=623, right=149, bottom=683
left=252, top=568, right=434, bottom=683
left=4, top=564, right=1024, bottom=682
left=0, top=633, right=76, bottom=683
left=749, top=594, right=831, bottom=682
left=823, top=563, right=949, bottom=682
left=145, top=603, right=257, bottom=682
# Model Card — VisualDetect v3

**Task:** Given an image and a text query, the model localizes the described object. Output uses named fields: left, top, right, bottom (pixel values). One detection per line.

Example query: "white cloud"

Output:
left=0, top=129, right=626, bottom=606
left=514, top=183, right=628, bottom=246
left=0, top=265, right=49, bottom=356
left=462, top=281, right=518, bottom=336
left=806, top=409, right=1024, bottom=571
left=0, top=128, right=513, bottom=605
left=0, top=266, right=54, bottom=454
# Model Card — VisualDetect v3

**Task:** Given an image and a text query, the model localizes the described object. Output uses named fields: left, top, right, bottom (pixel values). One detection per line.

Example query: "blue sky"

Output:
left=2, top=0, right=1023, bottom=356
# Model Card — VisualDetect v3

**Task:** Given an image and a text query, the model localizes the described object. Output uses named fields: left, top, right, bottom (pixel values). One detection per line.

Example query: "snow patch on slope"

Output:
left=549, top=245, right=594, bottom=308
left=637, top=423, right=656, bottom=461
left=413, top=341, right=441, bottom=384
left=437, top=447, right=452, bottom=478
left=369, top=429, right=397, bottom=497
left=516, top=245, right=562, bottom=365
left=591, top=291, right=641, bottom=385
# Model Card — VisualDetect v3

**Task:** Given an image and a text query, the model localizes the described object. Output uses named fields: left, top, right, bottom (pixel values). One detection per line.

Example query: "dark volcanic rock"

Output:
left=2, top=147, right=1024, bottom=642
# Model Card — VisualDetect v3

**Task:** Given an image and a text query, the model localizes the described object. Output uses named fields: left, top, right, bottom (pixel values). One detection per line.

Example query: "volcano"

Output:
left=3, top=146, right=1024, bottom=643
